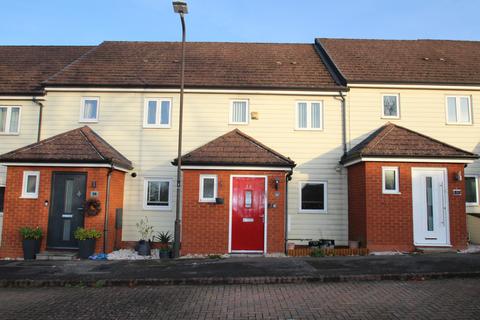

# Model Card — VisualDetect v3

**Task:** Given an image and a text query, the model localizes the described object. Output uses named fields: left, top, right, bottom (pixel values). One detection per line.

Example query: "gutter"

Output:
left=32, top=97, right=44, bottom=142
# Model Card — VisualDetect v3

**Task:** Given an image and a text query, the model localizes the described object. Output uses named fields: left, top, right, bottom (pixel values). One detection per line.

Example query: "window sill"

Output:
left=0, top=132, right=20, bottom=136
left=467, top=203, right=479, bottom=207
left=294, top=128, right=324, bottom=131
left=445, top=122, right=473, bottom=126
left=143, top=125, right=171, bottom=129
left=143, top=206, right=172, bottom=211
left=381, top=116, right=400, bottom=120
left=298, top=210, right=327, bottom=214
left=79, top=120, right=99, bottom=123
left=20, top=195, right=38, bottom=199
left=383, top=191, right=401, bottom=195
left=229, top=122, right=249, bottom=126
left=199, top=199, right=216, bottom=203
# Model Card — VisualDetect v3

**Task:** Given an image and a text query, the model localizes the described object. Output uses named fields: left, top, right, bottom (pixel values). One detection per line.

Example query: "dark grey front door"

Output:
left=47, top=172, right=87, bottom=248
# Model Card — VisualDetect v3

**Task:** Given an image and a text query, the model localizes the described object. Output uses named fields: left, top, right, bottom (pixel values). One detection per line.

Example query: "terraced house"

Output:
left=0, top=39, right=479, bottom=257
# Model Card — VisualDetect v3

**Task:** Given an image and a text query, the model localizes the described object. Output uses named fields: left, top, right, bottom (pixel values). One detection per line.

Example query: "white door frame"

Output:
left=228, top=175, right=268, bottom=254
left=411, top=167, right=451, bottom=247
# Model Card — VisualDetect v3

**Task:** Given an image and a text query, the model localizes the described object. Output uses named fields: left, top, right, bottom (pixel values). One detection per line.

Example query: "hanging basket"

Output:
left=84, top=198, right=102, bottom=216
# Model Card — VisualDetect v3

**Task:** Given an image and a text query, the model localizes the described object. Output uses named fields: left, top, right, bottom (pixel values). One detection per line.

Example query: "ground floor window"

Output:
left=466, top=175, right=478, bottom=206
left=144, top=178, right=172, bottom=210
left=199, top=174, right=217, bottom=202
left=299, top=181, right=327, bottom=213
left=21, top=171, right=40, bottom=198
left=382, top=167, right=399, bottom=194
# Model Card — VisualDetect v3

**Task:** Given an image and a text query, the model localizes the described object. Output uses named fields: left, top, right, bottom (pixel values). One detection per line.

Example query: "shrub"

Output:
left=136, top=216, right=154, bottom=241
left=154, top=231, right=172, bottom=244
left=74, top=227, right=102, bottom=240
left=310, top=248, right=325, bottom=257
left=19, top=226, right=43, bottom=240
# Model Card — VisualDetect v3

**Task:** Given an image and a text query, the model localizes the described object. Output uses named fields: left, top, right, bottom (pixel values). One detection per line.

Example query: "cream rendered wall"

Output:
left=41, top=91, right=348, bottom=246
left=346, top=87, right=480, bottom=216
left=0, top=99, right=40, bottom=245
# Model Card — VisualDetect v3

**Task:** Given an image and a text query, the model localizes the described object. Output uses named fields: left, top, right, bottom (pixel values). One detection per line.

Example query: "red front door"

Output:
left=231, top=177, right=266, bottom=252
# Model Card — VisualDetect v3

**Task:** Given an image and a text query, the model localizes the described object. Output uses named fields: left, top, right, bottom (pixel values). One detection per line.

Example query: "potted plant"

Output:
left=155, top=231, right=172, bottom=259
left=19, top=226, right=42, bottom=260
left=136, top=217, right=154, bottom=256
left=74, top=227, right=102, bottom=259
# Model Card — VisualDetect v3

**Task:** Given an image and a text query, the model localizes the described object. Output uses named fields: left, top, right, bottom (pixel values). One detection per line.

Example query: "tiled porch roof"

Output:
left=0, top=126, right=133, bottom=170
left=173, top=129, right=295, bottom=168
left=341, top=123, right=478, bottom=164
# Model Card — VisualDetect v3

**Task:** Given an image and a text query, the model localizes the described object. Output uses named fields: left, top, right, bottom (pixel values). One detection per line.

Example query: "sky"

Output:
left=1, top=0, right=479, bottom=45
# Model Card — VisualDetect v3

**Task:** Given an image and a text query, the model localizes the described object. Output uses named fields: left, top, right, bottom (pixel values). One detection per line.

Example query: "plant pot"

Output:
left=159, top=250, right=171, bottom=259
left=22, top=239, right=39, bottom=260
left=137, top=240, right=151, bottom=256
left=78, top=239, right=96, bottom=259
left=35, top=238, right=42, bottom=254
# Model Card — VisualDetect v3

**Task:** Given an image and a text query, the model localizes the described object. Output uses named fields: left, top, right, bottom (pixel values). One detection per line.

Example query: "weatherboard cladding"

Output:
left=0, top=126, right=133, bottom=170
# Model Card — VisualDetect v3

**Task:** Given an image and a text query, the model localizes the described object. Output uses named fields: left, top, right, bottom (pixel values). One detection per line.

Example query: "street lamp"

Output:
left=172, top=1, right=188, bottom=258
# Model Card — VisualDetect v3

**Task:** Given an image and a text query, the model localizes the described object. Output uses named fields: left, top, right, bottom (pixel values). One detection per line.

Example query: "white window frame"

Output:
left=199, top=174, right=218, bottom=202
left=445, top=95, right=472, bottom=125
left=295, top=101, right=324, bottom=131
left=298, top=181, right=328, bottom=214
left=465, top=175, right=479, bottom=206
left=0, top=106, right=21, bottom=135
left=229, top=99, right=249, bottom=125
left=381, top=94, right=400, bottom=119
left=79, top=97, right=100, bottom=123
left=382, top=167, right=400, bottom=194
left=21, top=171, right=40, bottom=199
left=143, top=178, right=173, bottom=211
left=143, top=98, right=172, bottom=128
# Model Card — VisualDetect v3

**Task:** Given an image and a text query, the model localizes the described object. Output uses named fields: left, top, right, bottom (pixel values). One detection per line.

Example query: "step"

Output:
left=415, top=246, right=457, bottom=253
left=36, top=251, right=78, bottom=261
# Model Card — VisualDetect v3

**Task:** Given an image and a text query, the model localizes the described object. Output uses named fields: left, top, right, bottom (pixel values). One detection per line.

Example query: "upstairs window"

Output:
left=230, top=100, right=249, bottom=124
left=144, top=178, right=172, bottom=210
left=199, top=175, right=217, bottom=202
left=382, top=94, right=400, bottom=119
left=80, top=97, right=99, bottom=122
left=299, top=181, right=327, bottom=213
left=296, top=101, right=323, bottom=130
left=144, top=98, right=172, bottom=128
left=21, top=171, right=40, bottom=199
left=446, top=96, right=472, bottom=125
left=382, top=167, right=400, bottom=194
left=466, top=176, right=479, bottom=206
left=0, top=106, right=20, bottom=134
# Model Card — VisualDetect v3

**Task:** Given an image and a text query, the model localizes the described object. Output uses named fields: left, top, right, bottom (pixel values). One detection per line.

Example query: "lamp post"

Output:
left=172, top=1, right=188, bottom=258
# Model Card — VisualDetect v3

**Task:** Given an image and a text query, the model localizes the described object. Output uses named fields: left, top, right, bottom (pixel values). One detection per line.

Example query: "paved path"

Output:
left=1, top=278, right=479, bottom=319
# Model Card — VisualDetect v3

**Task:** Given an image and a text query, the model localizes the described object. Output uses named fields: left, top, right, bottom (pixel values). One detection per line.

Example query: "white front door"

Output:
left=412, top=168, right=450, bottom=246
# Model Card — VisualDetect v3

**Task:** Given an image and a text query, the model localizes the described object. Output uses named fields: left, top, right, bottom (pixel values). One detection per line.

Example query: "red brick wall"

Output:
left=347, top=162, right=367, bottom=246
left=181, top=170, right=287, bottom=255
left=347, top=162, right=468, bottom=252
left=0, top=166, right=125, bottom=258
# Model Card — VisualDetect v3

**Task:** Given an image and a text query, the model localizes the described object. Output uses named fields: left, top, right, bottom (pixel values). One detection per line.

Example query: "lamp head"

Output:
left=173, top=1, right=188, bottom=14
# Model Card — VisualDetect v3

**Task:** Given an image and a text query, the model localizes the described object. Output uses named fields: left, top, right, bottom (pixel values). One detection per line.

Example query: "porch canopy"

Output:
left=0, top=126, right=133, bottom=170
left=341, top=123, right=478, bottom=166
left=173, top=129, right=295, bottom=169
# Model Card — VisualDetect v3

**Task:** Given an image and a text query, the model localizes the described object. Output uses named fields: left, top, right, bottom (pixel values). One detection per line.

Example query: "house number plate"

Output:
left=453, top=189, right=462, bottom=196
left=243, top=218, right=254, bottom=223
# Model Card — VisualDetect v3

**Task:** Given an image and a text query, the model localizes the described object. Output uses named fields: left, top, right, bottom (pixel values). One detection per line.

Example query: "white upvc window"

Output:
left=199, top=174, right=218, bottom=202
left=382, top=94, right=400, bottom=119
left=0, top=106, right=21, bottom=134
left=446, top=96, right=472, bottom=125
left=144, top=178, right=172, bottom=210
left=229, top=100, right=249, bottom=125
left=382, top=167, right=400, bottom=194
left=295, top=101, right=323, bottom=130
left=298, top=181, right=328, bottom=213
left=466, top=175, right=479, bottom=206
left=80, top=97, right=99, bottom=122
left=144, top=98, right=172, bottom=128
left=21, top=171, right=40, bottom=199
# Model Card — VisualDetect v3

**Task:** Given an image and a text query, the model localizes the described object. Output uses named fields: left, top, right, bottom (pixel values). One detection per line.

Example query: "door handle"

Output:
left=439, top=183, right=446, bottom=225
left=62, top=214, right=73, bottom=218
